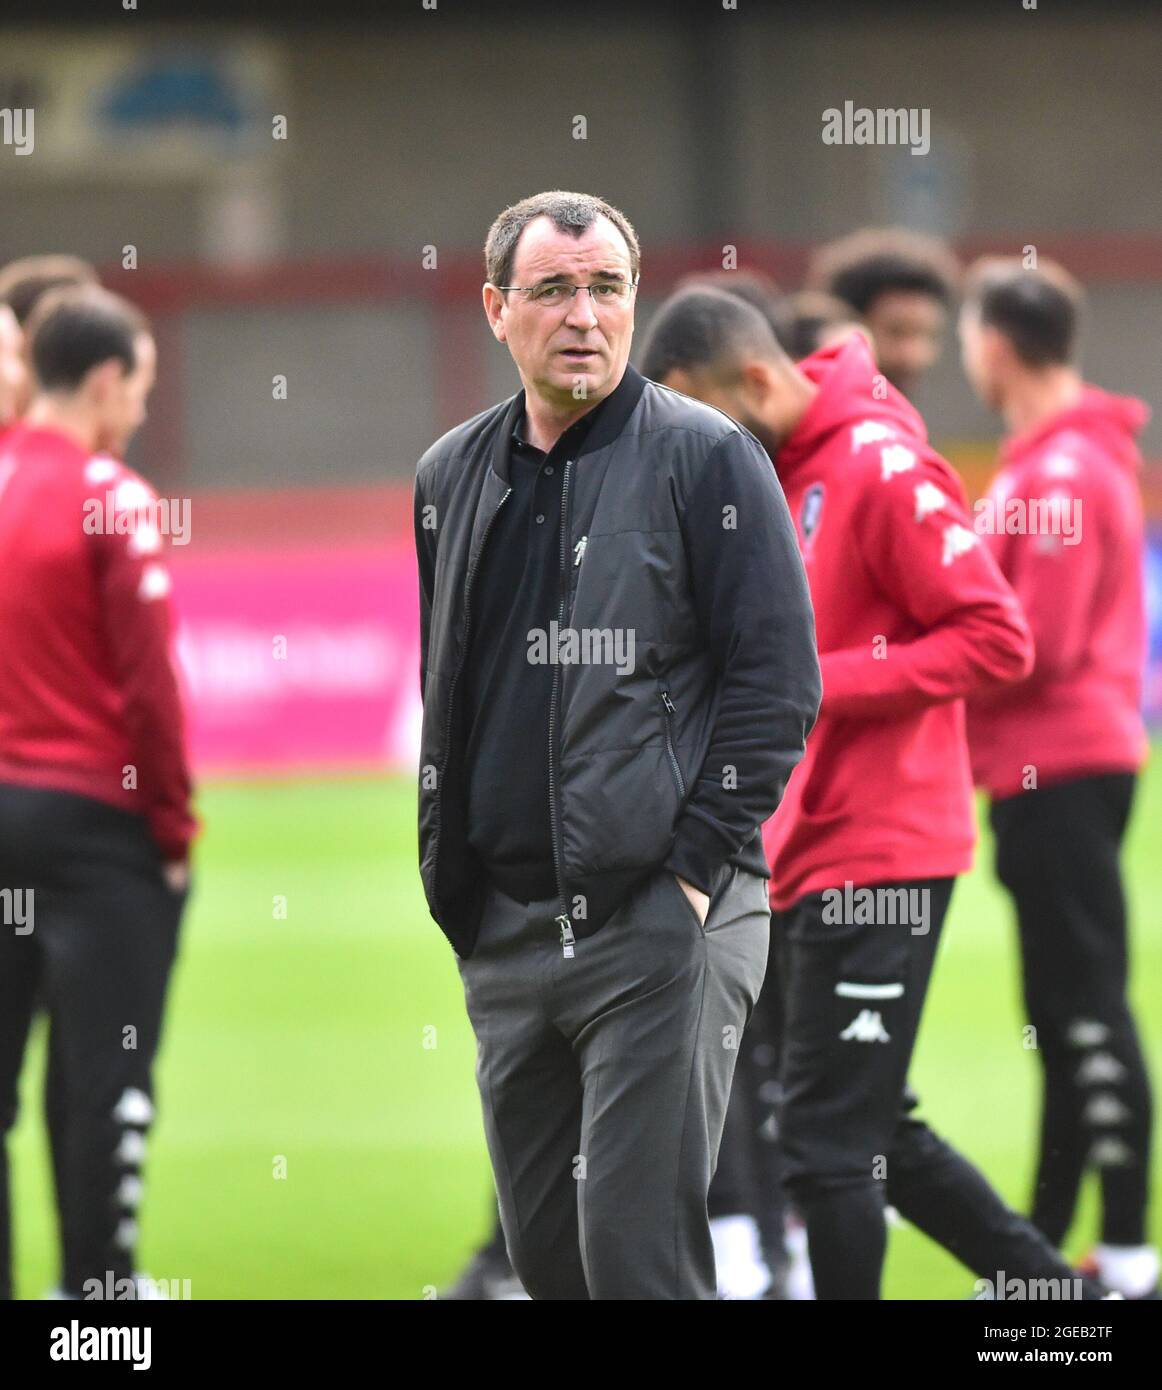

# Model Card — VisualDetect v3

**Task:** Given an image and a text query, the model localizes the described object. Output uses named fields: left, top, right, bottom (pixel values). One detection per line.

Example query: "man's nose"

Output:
left=564, top=288, right=599, bottom=329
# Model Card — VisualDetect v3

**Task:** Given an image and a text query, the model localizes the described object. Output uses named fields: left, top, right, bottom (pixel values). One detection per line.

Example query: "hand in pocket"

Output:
left=674, top=874, right=709, bottom=928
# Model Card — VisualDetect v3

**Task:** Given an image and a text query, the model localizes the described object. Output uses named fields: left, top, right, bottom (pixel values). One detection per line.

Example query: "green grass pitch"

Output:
left=9, top=754, right=1161, bottom=1299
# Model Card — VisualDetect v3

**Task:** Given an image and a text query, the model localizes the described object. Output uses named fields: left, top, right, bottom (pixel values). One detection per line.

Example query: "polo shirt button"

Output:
left=535, top=514, right=546, bottom=524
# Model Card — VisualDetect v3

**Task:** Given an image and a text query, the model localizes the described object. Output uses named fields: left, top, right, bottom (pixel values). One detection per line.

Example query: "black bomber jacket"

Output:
left=414, top=364, right=821, bottom=959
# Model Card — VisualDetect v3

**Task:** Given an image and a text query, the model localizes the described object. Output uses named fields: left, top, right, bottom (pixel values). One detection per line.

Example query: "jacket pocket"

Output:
left=659, top=688, right=686, bottom=798
left=660, top=866, right=706, bottom=937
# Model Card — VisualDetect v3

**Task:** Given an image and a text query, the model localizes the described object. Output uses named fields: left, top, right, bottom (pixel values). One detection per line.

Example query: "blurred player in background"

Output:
left=648, top=276, right=881, bottom=1296
left=0, top=257, right=99, bottom=430
left=640, top=287, right=1107, bottom=1301
left=806, top=227, right=960, bottom=397
left=0, top=254, right=108, bottom=1297
left=0, top=305, right=25, bottom=431
left=0, top=255, right=100, bottom=333
left=781, top=290, right=869, bottom=363
left=677, top=267, right=789, bottom=346
left=671, top=269, right=869, bottom=1297
left=671, top=264, right=799, bottom=1296
left=0, top=286, right=195, bottom=1300
left=961, top=258, right=1158, bottom=1299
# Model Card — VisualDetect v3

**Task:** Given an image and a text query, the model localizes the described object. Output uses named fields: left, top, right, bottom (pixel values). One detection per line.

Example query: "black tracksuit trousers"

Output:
left=990, top=773, right=1152, bottom=1247
left=771, top=878, right=1100, bottom=1299
left=0, top=785, right=184, bottom=1300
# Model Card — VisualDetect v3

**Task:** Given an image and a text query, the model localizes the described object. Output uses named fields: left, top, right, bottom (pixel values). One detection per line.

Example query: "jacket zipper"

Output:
left=550, top=459, right=574, bottom=956
left=563, top=532, right=587, bottom=629
left=431, top=486, right=512, bottom=916
left=660, top=689, right=686, bottom=797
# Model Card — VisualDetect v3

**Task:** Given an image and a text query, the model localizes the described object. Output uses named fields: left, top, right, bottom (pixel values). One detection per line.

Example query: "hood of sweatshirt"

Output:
left=775, top=333, right=925, bottom=483
left=1001, top=385, right=1149, bottom=473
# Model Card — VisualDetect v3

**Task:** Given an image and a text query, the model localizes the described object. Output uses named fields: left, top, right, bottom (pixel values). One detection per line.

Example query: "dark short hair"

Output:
left=781, top=290, right=862, bottom=360
left=26, top=285, right=150, bottom=392
left=807, top=227, right=960, bottom=316
left=0, top=254, right=99, bottom=326
left=963, top=257, right=1082, bottom=367
left=638, top=286, right=782, bottom=383
left=484, top=190, right=640, bottom=291
left=675, top=268, right=789, bottom=346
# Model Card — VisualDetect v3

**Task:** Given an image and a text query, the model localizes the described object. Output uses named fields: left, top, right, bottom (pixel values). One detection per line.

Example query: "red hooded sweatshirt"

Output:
left=966, top=386, right=1149, bottom=799
left=0, top=422, right=197, bottom=860
left=762, top=336, right=1032, bottom=910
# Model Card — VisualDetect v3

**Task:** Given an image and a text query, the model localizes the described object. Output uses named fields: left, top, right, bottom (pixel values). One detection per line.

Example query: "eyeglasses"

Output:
left=496, top=278, right=639, bottom=307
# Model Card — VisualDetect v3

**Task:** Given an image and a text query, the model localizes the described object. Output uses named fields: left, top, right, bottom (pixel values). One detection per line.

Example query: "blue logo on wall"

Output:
left=98, top=53, right=249, bottom=135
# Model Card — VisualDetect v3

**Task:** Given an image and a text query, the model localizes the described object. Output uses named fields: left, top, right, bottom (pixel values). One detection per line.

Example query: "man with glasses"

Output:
left=414, top=190, right=820, bottom=1299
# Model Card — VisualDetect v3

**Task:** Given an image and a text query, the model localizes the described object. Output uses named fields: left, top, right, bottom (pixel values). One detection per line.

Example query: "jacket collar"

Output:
left=490, top=363, right=646, bottom=484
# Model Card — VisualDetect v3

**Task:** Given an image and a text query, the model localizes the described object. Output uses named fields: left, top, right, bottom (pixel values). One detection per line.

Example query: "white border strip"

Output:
left=835, top=982, right=904, bottom=999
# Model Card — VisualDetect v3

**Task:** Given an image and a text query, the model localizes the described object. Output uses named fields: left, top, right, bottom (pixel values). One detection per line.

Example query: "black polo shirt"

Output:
left=461, top=382, right=620, bottom=904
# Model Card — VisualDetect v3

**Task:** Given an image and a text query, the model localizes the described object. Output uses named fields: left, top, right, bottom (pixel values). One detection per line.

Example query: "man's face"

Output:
left=957, top=303, right=1000, bottom=410
left=862, top=289, right=946, bottom=395
left=94, top=333, right=156, bottom=455
left=0, top=305, right=28, bottom=425
left=484, top=214, right=636, bottom=410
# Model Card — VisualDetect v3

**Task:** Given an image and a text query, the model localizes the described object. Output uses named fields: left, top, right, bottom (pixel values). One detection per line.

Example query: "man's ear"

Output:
left=482, top=284, right=507, bottom=343
left=980, top=323, right=1014, bottom=377
left=83, top=357, right=126, bottom=404
left=741, top=358, right=776, bottom=408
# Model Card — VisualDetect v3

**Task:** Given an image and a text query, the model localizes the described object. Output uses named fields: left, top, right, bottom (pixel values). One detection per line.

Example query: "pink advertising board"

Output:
left=169, top=539, right=422, bottom=777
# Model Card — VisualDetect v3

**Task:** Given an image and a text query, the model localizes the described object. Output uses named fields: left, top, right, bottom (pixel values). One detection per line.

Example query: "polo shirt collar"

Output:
left=491, top=363, right=646, bottom=484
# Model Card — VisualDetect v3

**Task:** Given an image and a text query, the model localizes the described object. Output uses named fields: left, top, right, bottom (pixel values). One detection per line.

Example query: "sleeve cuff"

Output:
left=664, top=811, right=737, bottom=897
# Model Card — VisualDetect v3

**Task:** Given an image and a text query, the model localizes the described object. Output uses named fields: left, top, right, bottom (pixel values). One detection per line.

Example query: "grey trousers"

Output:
left=456, top=862, right=770, bottom=1300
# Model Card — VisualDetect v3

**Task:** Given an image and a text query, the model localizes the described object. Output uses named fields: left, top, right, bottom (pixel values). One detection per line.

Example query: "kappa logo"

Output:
left=1082, top=1092, right=1132, bottom=1126
left=880, top=444, right=916, bottom=480
left=1088, top=1136, right=1133, bottom=1167
left=851, top=420, right=896, bottom=451
left=1067, top=1019, right=1110, bottom=1048
left=913, top=480, right=948, bottom=522
left=113, top=1088, right=153, bottom=1126
left=941, top=522, right=978, bottom=566
left=800, top=483, right=825, bottom=543
left=1077, top=1052, right=1127, bottom=1085
left=839, top=1008, right=891, bottom=1043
